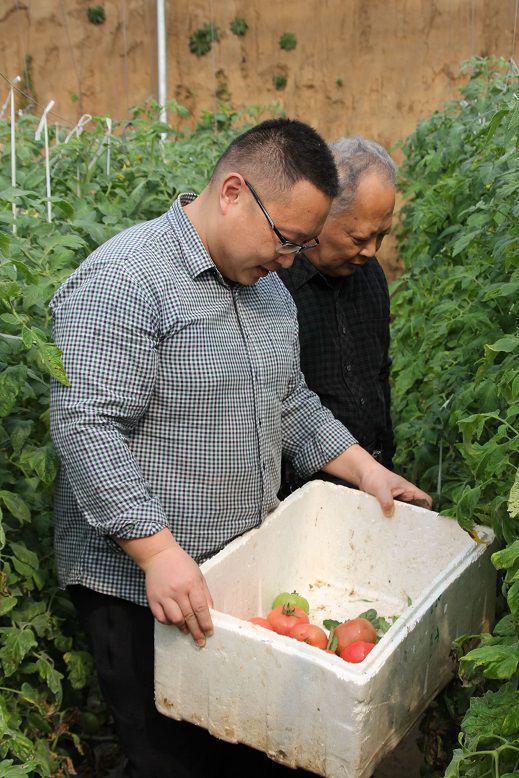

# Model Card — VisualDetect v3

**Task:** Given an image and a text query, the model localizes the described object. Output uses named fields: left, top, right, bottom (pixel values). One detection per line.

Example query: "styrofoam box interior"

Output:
left=155, top=482, right=496, bottom=778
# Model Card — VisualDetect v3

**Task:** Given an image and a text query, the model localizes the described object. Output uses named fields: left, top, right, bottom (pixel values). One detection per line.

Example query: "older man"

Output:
left=279, top=137, right=397, bottom=493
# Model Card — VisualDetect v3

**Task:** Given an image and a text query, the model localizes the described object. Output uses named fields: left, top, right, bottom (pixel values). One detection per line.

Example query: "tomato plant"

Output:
left=340, top=641, right=375, bottom=663
left=393, top=56, right=519, bottom=776
left=288, top=623, right=327, bottom=649
left=267, top=604, right=309, bottom=636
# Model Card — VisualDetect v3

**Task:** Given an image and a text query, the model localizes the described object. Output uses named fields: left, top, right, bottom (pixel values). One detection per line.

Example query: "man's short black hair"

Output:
left=212, top=118, right=339, bottom=200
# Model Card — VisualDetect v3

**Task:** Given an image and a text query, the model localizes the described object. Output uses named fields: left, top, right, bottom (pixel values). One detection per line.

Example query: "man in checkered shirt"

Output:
left=50, top=119, right=431, bottom=777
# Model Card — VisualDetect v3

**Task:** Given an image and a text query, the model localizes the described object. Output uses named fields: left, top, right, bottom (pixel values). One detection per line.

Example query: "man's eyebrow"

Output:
left=352, top=227, right=391, bottom=240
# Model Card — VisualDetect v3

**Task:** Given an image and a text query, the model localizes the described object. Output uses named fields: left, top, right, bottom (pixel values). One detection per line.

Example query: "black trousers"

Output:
left=69, top=585, right=315, bottom=778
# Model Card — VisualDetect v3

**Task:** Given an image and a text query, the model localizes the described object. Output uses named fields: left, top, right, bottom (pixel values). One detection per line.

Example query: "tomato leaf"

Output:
left=508, top=467, right=519, bottom=519
left=460, top=641, right=519, bottom=680
left=322, top=619, right=340, bottom=631
left=0, top=491, right=31, bottom=523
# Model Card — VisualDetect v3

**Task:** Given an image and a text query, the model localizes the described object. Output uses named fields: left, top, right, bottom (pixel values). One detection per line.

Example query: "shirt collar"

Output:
left=289, top=253, right=330, bottom=290
left=289, top=253, right=375, bottom=289
left=166, top=193, right=217, bottom=280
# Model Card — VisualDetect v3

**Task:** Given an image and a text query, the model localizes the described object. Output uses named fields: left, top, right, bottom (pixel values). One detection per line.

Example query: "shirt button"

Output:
left=345, top=363, right=352, bottom=373
left=341, top=326, right=347, bottom=335
left=360, top=397, right=366, bottom=406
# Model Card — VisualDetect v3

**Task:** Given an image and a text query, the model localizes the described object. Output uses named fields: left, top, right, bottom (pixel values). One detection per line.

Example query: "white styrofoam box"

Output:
left=155, top=481, right=496, bottom=778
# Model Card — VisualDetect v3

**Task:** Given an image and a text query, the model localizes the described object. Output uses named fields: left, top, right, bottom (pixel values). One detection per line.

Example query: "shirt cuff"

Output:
left=291, top=420, right=358, bottom=478
left=89, top=496, right=169, bottom=540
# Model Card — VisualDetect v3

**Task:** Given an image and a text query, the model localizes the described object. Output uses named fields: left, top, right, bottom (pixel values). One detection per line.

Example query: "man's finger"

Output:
left=174, top=594, right=207, bottom=646
left=188, top=588, right=214, bottom=637
left=374, top=485, right=394, bottom=518
left=150, top=601, right=168, bottom=624
left=161, top=598, right=188, bottom=632
left=409, top=497, right=433, bottom=510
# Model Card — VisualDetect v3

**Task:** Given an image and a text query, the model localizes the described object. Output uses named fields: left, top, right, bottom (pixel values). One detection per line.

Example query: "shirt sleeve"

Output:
left=281, top=316, right=358, bottom=478
left=50, top=262, right=169, bottom=540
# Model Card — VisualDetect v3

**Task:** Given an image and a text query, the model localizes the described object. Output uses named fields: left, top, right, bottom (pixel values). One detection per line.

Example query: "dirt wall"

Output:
left=1, top=0, right=516, bottom=275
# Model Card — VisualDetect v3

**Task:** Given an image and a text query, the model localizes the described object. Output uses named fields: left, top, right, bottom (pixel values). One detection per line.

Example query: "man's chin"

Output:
left=329, top=263, right=358, bottom=277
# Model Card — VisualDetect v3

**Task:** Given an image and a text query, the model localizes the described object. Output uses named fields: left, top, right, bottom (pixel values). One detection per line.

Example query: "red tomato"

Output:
left=248, top=617, right=274, bottom=631
left=340, top=641, right=375, bottom=663
left=288, top=623, right=328, bottom=649
left=267, top=604, right=309, bottom=636
left=334, top=618, right=376, bottom=652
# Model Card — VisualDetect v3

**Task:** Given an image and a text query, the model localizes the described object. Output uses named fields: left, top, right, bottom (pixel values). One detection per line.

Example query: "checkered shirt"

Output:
left=50, top=194, right=357, bottom=606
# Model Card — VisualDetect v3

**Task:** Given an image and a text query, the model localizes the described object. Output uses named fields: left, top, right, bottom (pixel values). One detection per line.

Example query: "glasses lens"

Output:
left=304, top=240, right=319, bottom=251
left=276, top=243, right=301, bottom=255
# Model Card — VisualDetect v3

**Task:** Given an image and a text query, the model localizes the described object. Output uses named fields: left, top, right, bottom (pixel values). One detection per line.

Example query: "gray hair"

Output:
left=328, top=137, right=397, bottom=216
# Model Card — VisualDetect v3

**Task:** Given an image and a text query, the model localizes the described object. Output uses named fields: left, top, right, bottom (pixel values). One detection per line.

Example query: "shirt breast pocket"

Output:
left=253, top=322, right=295, bottom=397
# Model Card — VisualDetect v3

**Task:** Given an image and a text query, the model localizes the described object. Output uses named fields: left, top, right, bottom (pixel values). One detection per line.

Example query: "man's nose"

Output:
left=359, top=237, right=378, bottom=257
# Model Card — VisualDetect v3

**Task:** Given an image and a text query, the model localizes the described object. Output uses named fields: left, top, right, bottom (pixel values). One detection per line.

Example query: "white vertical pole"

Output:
left=106, top=117, right=112, bottom=176
left=35, top=100, right=55, bottom=223
left=156, top=0, right=167, bottom=137
left=9, top=76, right=21, bottom=235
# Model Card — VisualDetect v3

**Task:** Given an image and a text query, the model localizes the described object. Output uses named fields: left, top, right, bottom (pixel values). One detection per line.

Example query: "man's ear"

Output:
left=219, top=173, right=246, bottom=214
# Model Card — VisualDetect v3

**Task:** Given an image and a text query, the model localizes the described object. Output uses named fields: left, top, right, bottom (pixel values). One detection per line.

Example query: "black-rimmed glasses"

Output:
left=244, top=180, right=320, bottom=255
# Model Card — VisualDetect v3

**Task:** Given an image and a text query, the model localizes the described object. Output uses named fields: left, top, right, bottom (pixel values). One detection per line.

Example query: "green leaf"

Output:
left=20, top=326, right=33, bottom=349
left=0, top=230, right=10, bottom=255
left=18, top=445, right=58, bottom=485
left=507, top=580, right=519, bottom=621
left=358, top=608, right=394, bottom=637
left=503, top=703, right=519, bottom=735
left=493, top=614, right=517, bottom=637
left=0, top=595, right=17, bottom=617
left=0, top=372, right=19, bottom=417
left=460, top=641, right=519, bottom=680
left=485, top=335, right=519, bottom=354
left=492, top=540, right=519, bottom=571
left=0, top=491, right=31, bottom=523
left=36, top=655, right=63, bottom=701
left=10, top=542, right=39, bottom=571
left=452, top=230, right=480, bottom=256
left=0, top=627, right=37, bottom=676
left=0, top=313, right=19, bottom=325
left=35, top=342, right=70, bottom=386
left=9, top=420, right=34, bottom=456
left=63, top=649, right=94, bottom=689
left=461, top=684, right=519, bottom=748
left=508, top=467, right=519, bottom=519
left=0, top=762, right=36, bottom=777
left=45, top=233, right=87, bottom=253
left=322, top=619, right=340, bottom=631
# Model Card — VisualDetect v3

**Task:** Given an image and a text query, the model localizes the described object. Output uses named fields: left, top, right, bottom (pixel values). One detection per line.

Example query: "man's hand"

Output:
left=115, top=529, right=214, bottom=646
left=322, top=444, right=432, bottom=517
left=357, top=462, right=432, bottom=517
